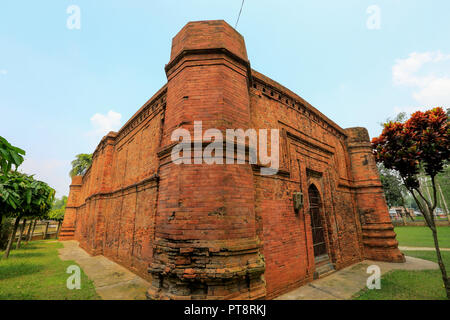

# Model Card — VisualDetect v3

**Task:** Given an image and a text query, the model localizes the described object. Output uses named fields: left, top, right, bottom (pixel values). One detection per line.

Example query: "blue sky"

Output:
left=1, top=1, right=450, bottom=196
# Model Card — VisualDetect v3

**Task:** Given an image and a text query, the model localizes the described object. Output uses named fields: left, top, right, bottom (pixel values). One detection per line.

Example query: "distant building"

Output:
left=389, top=207, right=415, bottom=220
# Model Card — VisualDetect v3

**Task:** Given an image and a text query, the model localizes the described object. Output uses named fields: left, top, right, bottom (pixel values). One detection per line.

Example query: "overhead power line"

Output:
left=235, top=0, right=245, bottom=29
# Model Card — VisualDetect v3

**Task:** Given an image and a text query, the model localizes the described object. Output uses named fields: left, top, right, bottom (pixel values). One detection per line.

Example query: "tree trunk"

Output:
left=413, top=180, right=450, bottom=299
left=3, top=217, right=21, bottom=259
left=400, top=211, right=407, bottom=225
left=15, top=219, right=26, bottom=249
left=56, top=221, right=62, bottom=238
left=395, top=208, right=407, bottom=225
left=25, top=220, right=33, bottom=242
left=27, top=220, right=37, bottom=243
left=401, top=196, right=414, bottom=221
left=0, top=215, right=3, bottom=239
left=43, top=221, right=49, bottom=240
left=421, top=176, right=434, bottom=205
left=431, top=227, right=450, bottom=299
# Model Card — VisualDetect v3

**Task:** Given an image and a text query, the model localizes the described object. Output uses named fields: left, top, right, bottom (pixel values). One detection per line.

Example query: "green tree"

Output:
left=52, top=195, right=67, bottom=210
left=378, top=163, right=404, bottom=207
left=405, top=194, right=419, bottom=210
left=48, top=196, right=67, bottom=221
left=372, top=107, right=450, bottom=298
left=0, top=136, right=25, bottom=240
left=69, top=153, right=92, bottom=177
left=0, top=136, right=25, bottom=174
left=378, top=163, right=414, bottom=222
left=48, top=196, right=67, bottom=237
left=0, top=136, right=26, bottom=238
left=0, top=172, right=55, bottom=259
left=48, top=207, right=65, bottom=222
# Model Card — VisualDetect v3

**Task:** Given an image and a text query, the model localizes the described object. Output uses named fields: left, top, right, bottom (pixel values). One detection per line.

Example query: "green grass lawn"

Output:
left=354, top=227, right=450, bottom=300
left=394, top=226, right=450, bottom=248
left=409, top=216, right=449, bottom=221
left=0, top=240, right=100, bottom=300
left=353, top=250, right=450, bottom=300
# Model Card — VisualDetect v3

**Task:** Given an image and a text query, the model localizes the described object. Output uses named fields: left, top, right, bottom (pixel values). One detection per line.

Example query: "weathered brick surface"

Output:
left=346, top=127, right=405, bottom=263
left=58, top=176, right=82, bottom=240
left=60, top=20, right=404, bottom=299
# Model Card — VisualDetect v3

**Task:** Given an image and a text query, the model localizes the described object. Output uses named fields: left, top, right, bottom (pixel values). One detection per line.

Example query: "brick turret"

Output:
left=59, top=175, right=83, bottom=240
left=346, top=127, right=405, bottom=262
left=147, top=20, right=265, bottom=300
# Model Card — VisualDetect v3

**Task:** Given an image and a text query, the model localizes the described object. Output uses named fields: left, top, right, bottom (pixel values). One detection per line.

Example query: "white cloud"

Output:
left=0, top=69, right=7, bottom=75
left=88, top=110, right=122, bottom=138
left=19, top=158, right=71, bottom=197
left=413, top=77, right=450, bottom=106
left=392, top=51, right=450, bottom=112
left=85, top=110, right=122, bottom=151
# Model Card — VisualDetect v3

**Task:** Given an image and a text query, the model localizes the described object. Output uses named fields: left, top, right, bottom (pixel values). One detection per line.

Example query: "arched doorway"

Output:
left=308, top=184, right=327, bottom=258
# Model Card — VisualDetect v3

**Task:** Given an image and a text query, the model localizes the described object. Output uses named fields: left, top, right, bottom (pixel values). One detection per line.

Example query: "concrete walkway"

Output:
left=58, top=241, right=150, bottom=300
left=58, top=241, right=442, bottom=300
left=276, top=256, right=439, bottom=300
left=399, top=246, right=450, bottom=251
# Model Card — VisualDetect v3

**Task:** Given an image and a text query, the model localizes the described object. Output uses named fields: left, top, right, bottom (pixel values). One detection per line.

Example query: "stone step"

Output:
left=317, top=262, right=334, bottom=274
left=314, top=254, right=330, bottom=265
left=59, top=235, right=75, bottom=240
left=318, top=267, right=336, bottom=279
left=60, top=229, right=75, bottom=233
left=313, top=261, right=335, bottom=279
left=59, top=231, right=75, bottom=237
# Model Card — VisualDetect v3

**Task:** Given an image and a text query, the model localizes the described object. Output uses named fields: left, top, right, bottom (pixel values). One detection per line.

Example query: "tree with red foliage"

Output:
left=372, top=107, right=450, bottom=299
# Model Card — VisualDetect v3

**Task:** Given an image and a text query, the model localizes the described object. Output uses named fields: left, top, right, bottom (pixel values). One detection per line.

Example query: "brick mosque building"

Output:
left=60, top=20, right=405, bottom=300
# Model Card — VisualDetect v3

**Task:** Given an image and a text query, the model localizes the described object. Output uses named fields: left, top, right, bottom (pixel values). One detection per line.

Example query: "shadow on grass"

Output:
left=8, top=252, right=45, bottom=259
left=4, top=243, right=41, bottom=251
left=0, top=263, right=45, bottom=281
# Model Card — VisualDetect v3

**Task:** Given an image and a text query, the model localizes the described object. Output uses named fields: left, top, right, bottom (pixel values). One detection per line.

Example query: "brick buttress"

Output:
left=147, top=20, right=266, bottom=300
left=59, top=176, right=82, bottom=240
left=346, top=127, right=405, bottom=263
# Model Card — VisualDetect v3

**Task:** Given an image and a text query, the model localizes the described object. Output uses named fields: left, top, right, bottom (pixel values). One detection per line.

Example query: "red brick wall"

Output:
left=148, top=20, right=265, bottom=300
left=61, top=20, right=403, bottom=299
left=68, top=89, right=166, bottom=281
left=248, top=74, right=366, bottom=298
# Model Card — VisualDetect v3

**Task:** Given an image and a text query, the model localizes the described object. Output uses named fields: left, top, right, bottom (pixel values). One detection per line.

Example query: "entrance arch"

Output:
left=308, top=184, right=327, bottom=258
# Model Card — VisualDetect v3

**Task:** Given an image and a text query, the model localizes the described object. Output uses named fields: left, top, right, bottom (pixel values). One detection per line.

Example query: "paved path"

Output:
left=58, top=241, right=150, bottom=300
left=399, top=246, right=450, bottom=251
left=276, top=256, right=438, bottom=300
left=58, top=241, right=443, bottom=300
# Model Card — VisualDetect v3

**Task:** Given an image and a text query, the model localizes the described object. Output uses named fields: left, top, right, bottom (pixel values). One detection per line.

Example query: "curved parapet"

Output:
left=169, top=20, right=248, bottom=63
